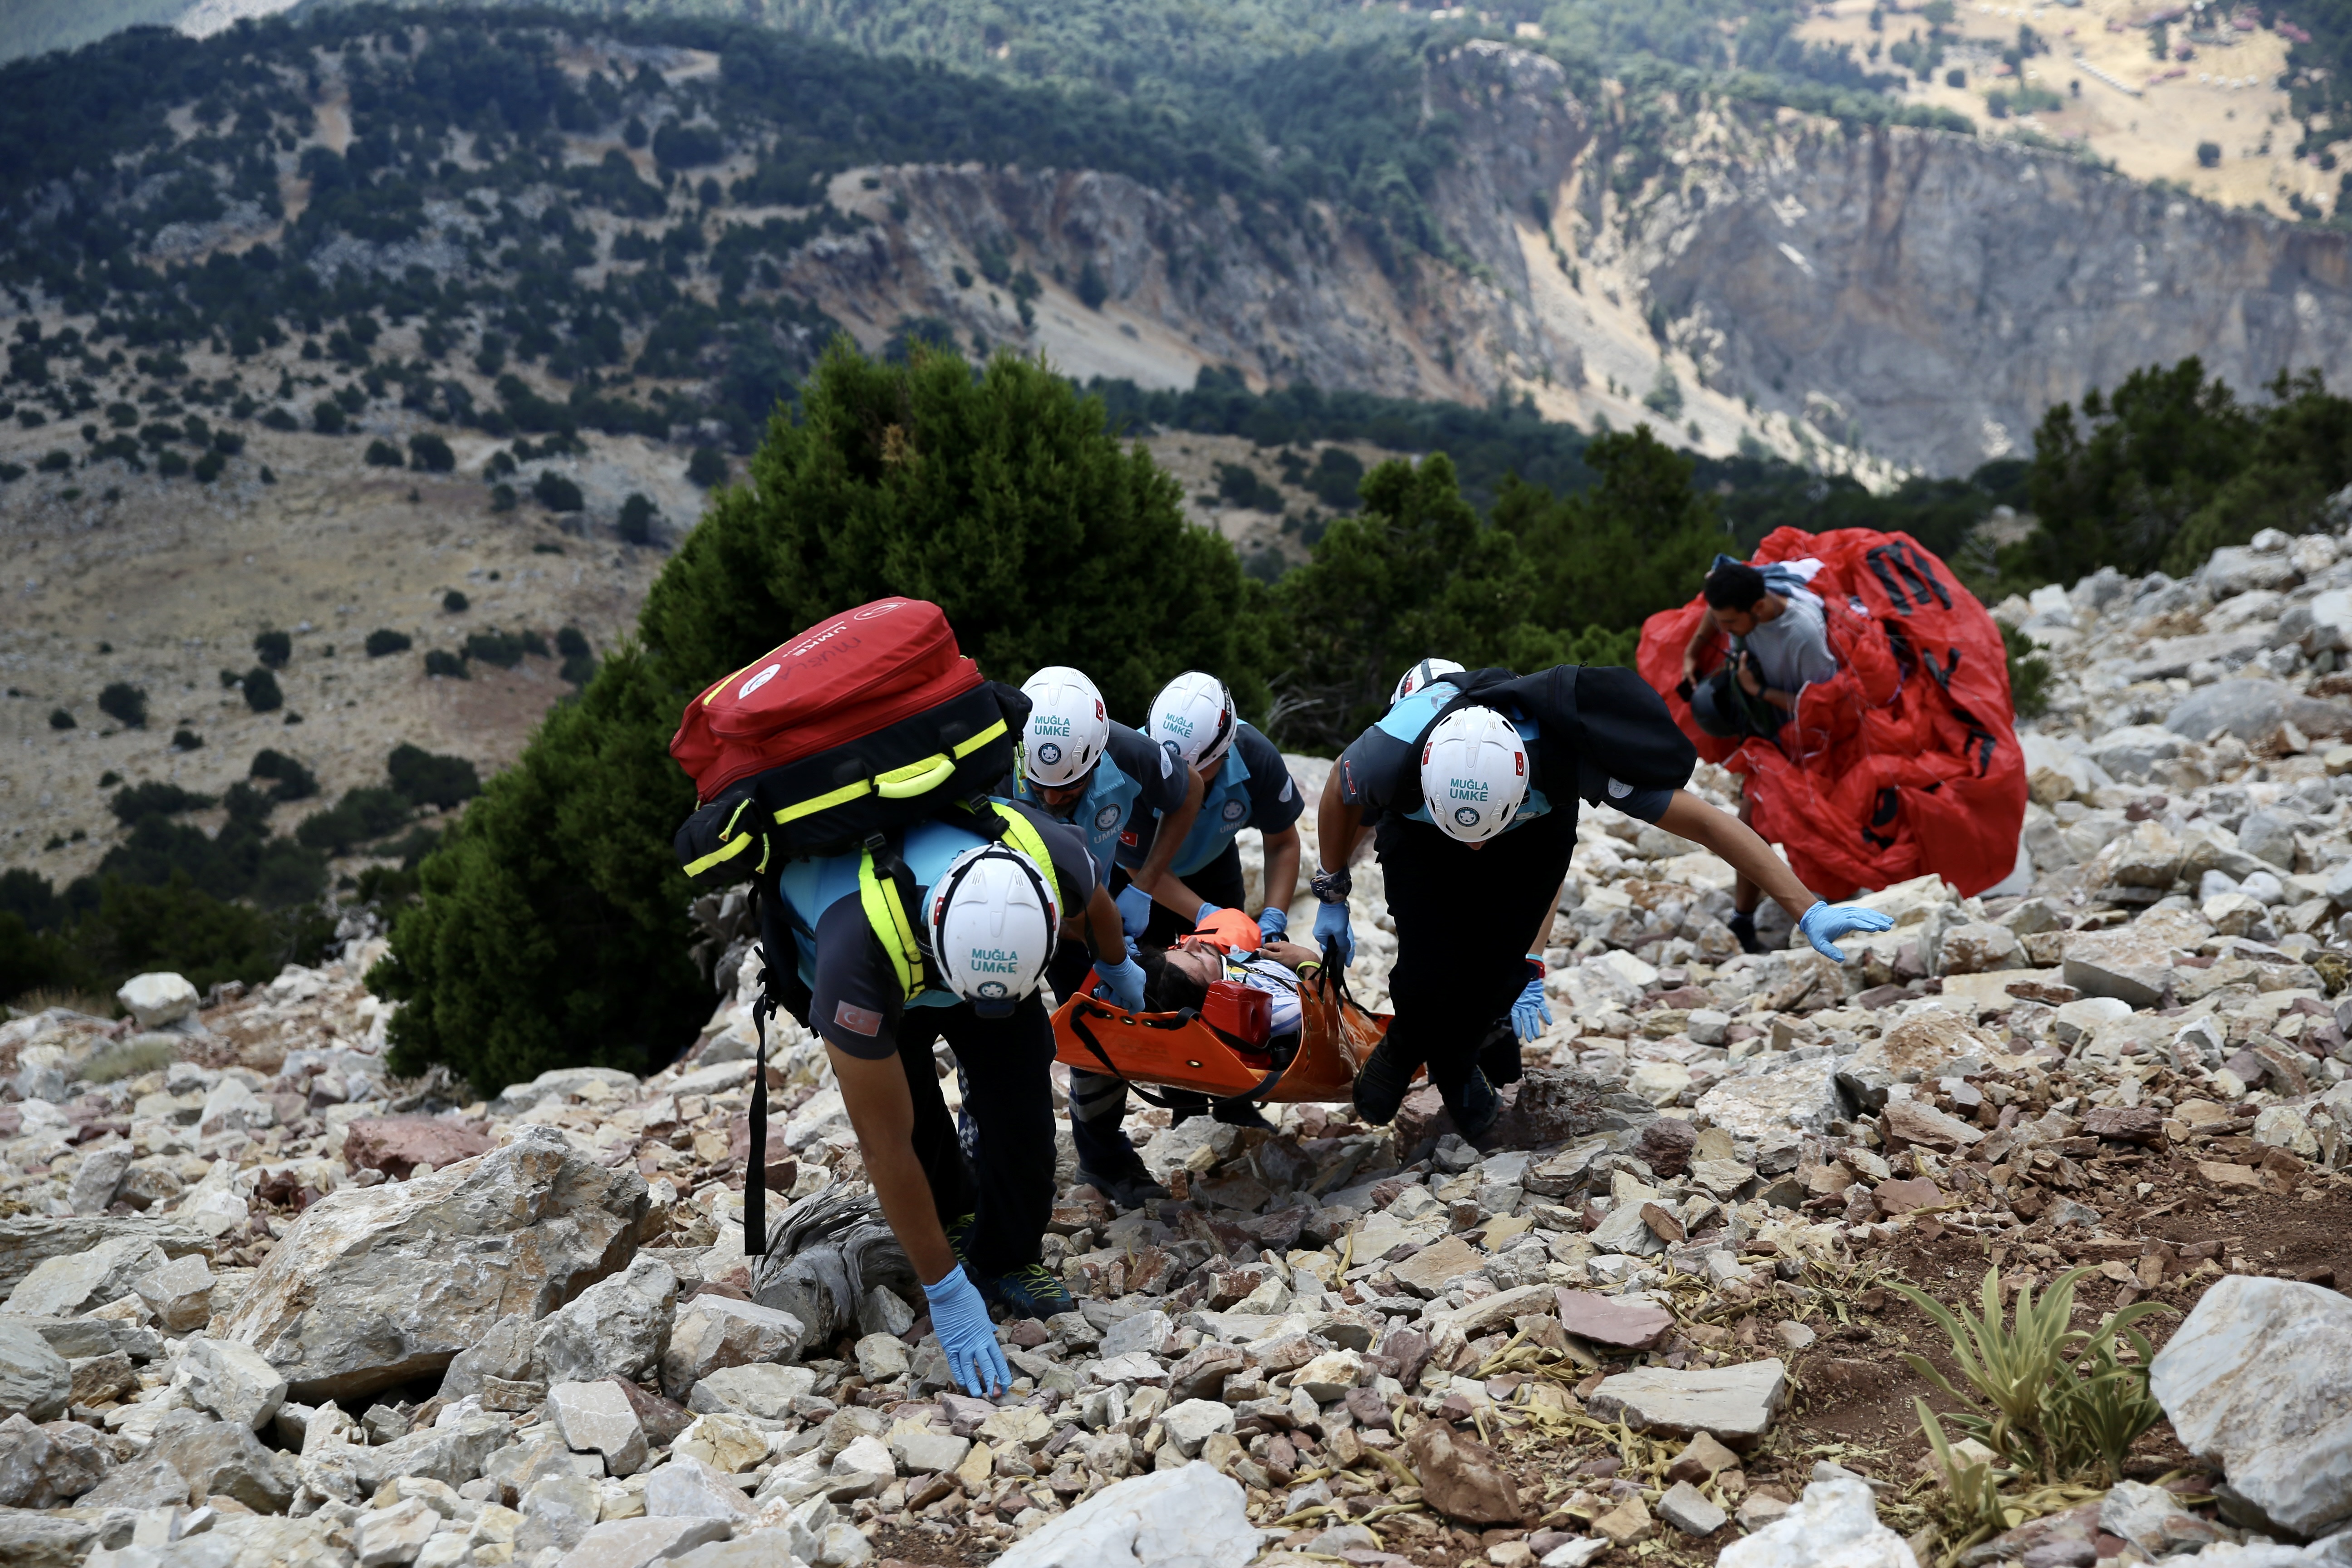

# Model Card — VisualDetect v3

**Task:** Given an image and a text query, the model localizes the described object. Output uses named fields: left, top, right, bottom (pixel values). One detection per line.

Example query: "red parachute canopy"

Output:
left=1635, top=527, right=2029, bottom=901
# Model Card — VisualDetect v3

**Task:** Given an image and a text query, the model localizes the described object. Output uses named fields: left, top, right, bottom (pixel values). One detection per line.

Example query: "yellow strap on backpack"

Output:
left=771, top=720, right=1009, bottom=830
left=986, top=802, right=1068, bottom=920
left=853, top=801, right=1063, bottom=1006
left=857, top=849, right=925, bottom=1003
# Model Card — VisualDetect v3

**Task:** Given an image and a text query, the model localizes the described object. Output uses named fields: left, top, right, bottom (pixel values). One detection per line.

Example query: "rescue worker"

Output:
left=1678, top=557, right=1842, bottom=951
left=1312, top=662, right=1891, bottom=1140
left=1062, top=671, right=1307, bottom=1191
left=1004, top=666, right=1200, bottom=1210
left=1121, top=670, right=1306, bottom=947
left=753, top=795, right=1142, bottom=1394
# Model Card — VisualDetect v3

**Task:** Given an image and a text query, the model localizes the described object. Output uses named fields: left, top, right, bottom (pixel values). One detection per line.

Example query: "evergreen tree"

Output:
left=374, top=342, right=1270, bottom=1092
left=1270, top=452, right=1541, bottom=754
left=1494, top=424, right=1726, bottom=636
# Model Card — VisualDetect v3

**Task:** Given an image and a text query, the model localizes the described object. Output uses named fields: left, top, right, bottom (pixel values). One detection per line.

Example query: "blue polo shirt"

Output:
left=1116, top=721, right=1303, bottom=877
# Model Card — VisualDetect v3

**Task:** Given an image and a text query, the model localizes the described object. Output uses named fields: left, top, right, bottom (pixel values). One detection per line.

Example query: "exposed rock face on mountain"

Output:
left=787, top=41, right=1595, bottom=412
left=811, top=43, right=2352, bottom=477
left=1633, top=122, right=2352, bottom=475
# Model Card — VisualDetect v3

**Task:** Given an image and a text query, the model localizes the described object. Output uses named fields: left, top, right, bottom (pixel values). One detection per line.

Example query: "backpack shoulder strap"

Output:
left=856, top=833, right=926, bottom=1004
left=965, top=799, right=1073, bottom=917
left=1387, top=666, right=1521, bottom=819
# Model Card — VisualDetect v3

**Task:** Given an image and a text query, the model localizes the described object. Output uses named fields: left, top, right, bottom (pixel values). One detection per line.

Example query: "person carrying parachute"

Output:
left=1311, top=661, right=1894, bottom=1141
left=1637, top=528, right=2029, bottom=907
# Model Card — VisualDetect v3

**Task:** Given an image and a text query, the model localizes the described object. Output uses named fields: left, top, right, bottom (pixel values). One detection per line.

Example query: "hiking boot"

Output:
left=1728, top=911, right=1767, bottom=956
left=983, top=1261, right=1073, bottom=1319
left=1448, top=1067, right=1503, bottom=1144
left=1351, top=1035, right=1415, bottom=1126
left=1074, top=1157, right=1168, bottom=1211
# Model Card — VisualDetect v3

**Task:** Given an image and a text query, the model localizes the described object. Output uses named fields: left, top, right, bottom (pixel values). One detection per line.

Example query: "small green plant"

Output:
left=77, top=1033, right=177, bottom=1083
left=1893, top=1266, right=2172, bottom=1485
left=365, top=629, right=412, bottom=658
left=2002, top=623, right=2052, bottom=719
left=1916, top=1400, right=2014, bottom=1547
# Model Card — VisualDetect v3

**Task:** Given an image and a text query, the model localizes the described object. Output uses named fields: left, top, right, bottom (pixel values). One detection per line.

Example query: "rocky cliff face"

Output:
left=1632, top=121, right=2352, bottom=475
left=804, top=44, right=2352, bottom=478
left=782, top=42, right=1596, bottom=411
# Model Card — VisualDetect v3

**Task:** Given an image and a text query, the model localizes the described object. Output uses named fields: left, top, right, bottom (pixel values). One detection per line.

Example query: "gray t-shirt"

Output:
left=1740, top=593, right=1838, bottom=695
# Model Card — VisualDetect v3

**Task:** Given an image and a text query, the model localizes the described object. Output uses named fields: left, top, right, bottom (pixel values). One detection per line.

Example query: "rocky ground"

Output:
left=4, top=529, right=2352, bottom=1568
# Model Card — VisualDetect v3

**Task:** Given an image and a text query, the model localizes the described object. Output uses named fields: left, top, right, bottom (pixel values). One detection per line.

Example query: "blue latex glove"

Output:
left=1115, top=884, right=1152, bottom=941
left=1313, top=899, right=1355, bottom=968
left=1511, top=956, right=1553, bottom=1044
left=1093, top=956, right=1147, bottom=1012
left=1798, top=901, right=1896, bottom=961
left=1256, top=905, right=1289, bottom=941
left=1196, top=902, right=1220, bottom=927
left=922, top=1265, right=1009, bottom=1397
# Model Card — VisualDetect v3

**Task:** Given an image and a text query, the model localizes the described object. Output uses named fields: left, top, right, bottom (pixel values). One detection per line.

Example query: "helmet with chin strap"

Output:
left=924, top=843, right=1060, bottom=1015
left=1019, top=666, right=1109, bottom=788
left=1148, top=671, right=1238, bottom=772
left=1419, top=706, right=1528, bottom=844
left=1392, top=657, right=1466, bottom=704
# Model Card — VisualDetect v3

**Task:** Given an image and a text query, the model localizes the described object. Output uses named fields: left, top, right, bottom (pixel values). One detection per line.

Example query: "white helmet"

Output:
left=1019, top=666, right=1109, bottom=787
left=1420, top=706, right=1528, bottom=844
left=1148, top=671, right=1237, bottom=772
left=1392, top=657, right=1466, bottom=704
left=926, top=843, right=1060, bottom=1014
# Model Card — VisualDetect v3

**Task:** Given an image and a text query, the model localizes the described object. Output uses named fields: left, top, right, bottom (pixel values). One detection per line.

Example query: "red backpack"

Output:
left=670, top=598, right=1028, bottom=882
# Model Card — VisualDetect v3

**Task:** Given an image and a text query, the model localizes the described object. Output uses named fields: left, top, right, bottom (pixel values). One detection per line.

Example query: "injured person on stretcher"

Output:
left=1129, top=921, right=1324, bottom=1129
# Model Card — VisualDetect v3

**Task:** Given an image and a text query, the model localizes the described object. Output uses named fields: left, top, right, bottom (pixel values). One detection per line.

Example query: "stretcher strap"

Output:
left=1069, top=995, right=1304, bottom=1109
left=1068, top=1002, right=1195, bottom=1111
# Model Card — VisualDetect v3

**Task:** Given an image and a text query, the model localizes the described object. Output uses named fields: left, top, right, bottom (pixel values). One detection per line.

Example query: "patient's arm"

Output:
left=1259, top=939, right=1320, bottom=971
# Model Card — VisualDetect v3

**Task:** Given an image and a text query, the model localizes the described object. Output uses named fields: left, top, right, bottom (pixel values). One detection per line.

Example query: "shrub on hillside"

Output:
left=365, top=438, right=404, bottom=467
left=423, top=649, right=469, bottom=679
left=619, top=493, right=657, bottom=544
left=388, top=744, right=480, bottom=810
left=534, top=471, right=584, bottom=512
left=463, top=630, right=526, bottom=668
left=253, top=630, right=291, bottom=669
left=408, top=433, right=456, bottom=472
left=110, top=781, right=215, bottom=825
left=250, top=748, right=319, bottom=801
left=241, top=667, right=283, bottom=713
left=365, top=629, right=413, bottom=657
left=98, top=682, right=148, bottom=728
left=295, top=787, right=412, bottom=854
left=374, top=343, right=1270, bottom=1092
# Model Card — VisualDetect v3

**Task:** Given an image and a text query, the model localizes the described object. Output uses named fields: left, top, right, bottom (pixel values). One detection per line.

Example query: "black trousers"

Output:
left=1066, top=845, right=1250, bottom=1169
left=1376, top=808, right=1575, bottom=1101
left=894, top=995, right=1056, bottom=1277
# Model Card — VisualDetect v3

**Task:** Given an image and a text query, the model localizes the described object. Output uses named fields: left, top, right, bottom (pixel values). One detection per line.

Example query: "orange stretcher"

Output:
left=1049, top=961, right=1404, bottom=1104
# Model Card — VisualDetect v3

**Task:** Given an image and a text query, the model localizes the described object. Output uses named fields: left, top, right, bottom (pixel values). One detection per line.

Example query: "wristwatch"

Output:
left=1310, top=867, right=1351, bottom=905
